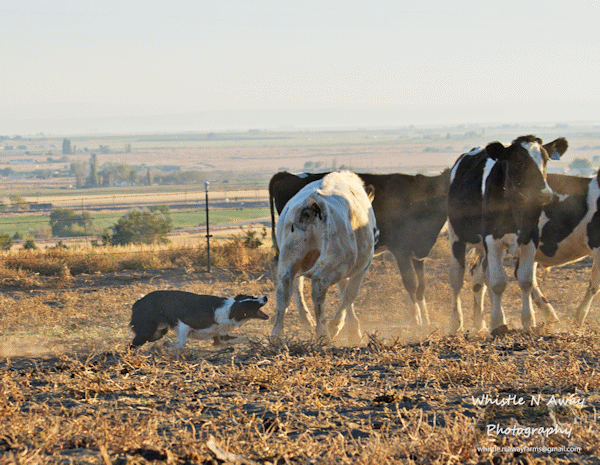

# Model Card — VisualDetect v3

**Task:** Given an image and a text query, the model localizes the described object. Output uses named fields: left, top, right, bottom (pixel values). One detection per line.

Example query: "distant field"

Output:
left=3, top=127, right=599, bottom=197
left=0, top=207, right=270, bottom=238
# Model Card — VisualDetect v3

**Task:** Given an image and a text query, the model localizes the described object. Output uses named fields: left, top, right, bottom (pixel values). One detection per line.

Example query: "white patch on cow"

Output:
left=450, top=162, right=460, bottom=184
left=538, top=210, right=550, bottom=231
left=481, top=158, right=497, bottom=197
left=589, top=176, right=600, bottom=211
left=539, top=176, right=600, bottom=266
left=467, top=147, right=485, bottom=156
left=522, top=141, right=553, bottom=194
left=522, top=141, right=543, bottom=167
left=297, top=172, right=309, bottom=178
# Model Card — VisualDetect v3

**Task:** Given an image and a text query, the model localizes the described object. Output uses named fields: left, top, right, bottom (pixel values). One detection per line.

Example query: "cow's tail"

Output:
left=296, top=195, right=326, bottom=230
left=268, top=174, right=281, bottom=257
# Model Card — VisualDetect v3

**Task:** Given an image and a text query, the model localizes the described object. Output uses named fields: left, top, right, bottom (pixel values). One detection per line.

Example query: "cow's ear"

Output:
left=365, top=185, right=375, bottom=202
left=543, top=137, right=568, bottom=161
left=486, top=142, right=507, bottom=160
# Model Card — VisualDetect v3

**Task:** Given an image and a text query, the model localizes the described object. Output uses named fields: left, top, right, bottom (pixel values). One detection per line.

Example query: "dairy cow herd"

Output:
left=132, top=134, right=600, bottom=348
left=267, top=134, right=600, bottom=342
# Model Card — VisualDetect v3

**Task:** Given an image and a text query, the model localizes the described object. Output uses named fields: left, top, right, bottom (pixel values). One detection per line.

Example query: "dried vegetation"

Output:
left=1, top=236, right=600, bottom=464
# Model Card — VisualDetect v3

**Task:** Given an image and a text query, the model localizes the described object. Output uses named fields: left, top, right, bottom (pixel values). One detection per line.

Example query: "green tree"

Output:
left=9, top=194, right=29, bottom=211
left=109, top=206, right=172, bottom=245
left=99, top=162, right=138, bottom=186
left=49, top=208, right=94, bottom=237
left=62, top=138, right=72, bottom=155
left=87, top=153, right=99, bottom=187
left=70, top=160, right=87, bottom=188
left=23, top=239, right=37, bottom=250
left=0, top=232, right=13, bottom=251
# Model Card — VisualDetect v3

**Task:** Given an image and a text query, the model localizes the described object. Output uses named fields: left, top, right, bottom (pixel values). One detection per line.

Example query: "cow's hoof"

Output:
left=347, top=333, right=363, bottom=346
left=268, top=334, right=285, bottom=347
left=490, top=325, right=510, bottom=337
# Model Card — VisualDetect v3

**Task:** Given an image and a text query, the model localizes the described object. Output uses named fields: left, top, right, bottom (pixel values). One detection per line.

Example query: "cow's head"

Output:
left=486, top=135, right=562, bottom=205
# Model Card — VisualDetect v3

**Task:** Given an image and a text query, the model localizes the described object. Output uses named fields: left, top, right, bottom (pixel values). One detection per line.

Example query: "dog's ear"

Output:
left=234, top=294, right=252, bottom=301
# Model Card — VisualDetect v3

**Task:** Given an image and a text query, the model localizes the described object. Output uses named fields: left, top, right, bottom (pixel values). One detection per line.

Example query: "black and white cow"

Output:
left=447, top=135, right=567, bottom=336
left=269, top=169, right=451, bottom=327
left=471, top=167, right=600, bottom=327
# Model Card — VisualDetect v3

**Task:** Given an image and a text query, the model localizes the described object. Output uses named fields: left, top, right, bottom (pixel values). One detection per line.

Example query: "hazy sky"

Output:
left=1, top=0, right=599, bottom=134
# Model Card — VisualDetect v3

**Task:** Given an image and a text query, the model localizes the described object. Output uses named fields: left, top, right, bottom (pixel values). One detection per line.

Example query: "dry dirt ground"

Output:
left=2, top=243, right=600, bottom=464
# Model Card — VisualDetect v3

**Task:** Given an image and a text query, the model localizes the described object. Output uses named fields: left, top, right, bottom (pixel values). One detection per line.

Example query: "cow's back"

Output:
left=270, top=169, right=450, bottom=260
left=318, top=171, right=374, bottom=231
left=276, top=171, right=375, bottom=276
left=358, top=170, right=450, bottom=258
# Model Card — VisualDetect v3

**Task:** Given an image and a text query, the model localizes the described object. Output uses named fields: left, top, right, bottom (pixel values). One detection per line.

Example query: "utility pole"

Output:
left=204, top=181, right=211, bottom=273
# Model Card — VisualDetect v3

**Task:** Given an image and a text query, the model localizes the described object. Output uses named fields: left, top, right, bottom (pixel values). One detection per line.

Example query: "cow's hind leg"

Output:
left=515, top=241, right=537, bottom=331
left=485, top=237, right=509, bottom=335
left=574, top=253, right=600, bottom=325
left=311, top=279, right=330, bottom=342
left=311, top=268, right=345, bottom=342
left=413, top=258, right=430, bottom=325
left=392, top=249, right=424, bottom=326
left=329, top=273, right=365, bottom=345
left=530, top=265, right=560, bottom=326
left=449, top=226, right=467, bottom=335
left=272, top=268, right=294, bottom=342
left=293, top=276, right=316, bottom=331
left=470, top=253, right=487, bottom=332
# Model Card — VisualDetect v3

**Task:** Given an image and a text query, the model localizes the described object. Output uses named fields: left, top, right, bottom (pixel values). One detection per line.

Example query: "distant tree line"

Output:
left=69, top=154, right=206, bottom=188
left=41, top=206, right=173, bottom=246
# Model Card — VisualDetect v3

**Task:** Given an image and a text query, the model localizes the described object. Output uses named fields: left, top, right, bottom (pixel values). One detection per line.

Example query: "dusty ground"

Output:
left=1, top=242, right=600, bottom=464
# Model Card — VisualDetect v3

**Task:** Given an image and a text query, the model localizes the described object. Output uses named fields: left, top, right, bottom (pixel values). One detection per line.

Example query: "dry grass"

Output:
left=0, top=238, right=273, bottom=288
left=1, top=240, right=600, bottom=464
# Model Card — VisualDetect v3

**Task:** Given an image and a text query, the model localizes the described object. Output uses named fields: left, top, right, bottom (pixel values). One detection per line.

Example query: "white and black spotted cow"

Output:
left=471, top=166, right=600, bottom=327
left=447, top=135, right=567, bottom=336
left=272, top=171, right=378, bottom=344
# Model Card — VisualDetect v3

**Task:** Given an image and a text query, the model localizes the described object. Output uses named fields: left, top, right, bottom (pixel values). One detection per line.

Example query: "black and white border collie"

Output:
left=130, top=291, right=269, bottom=349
